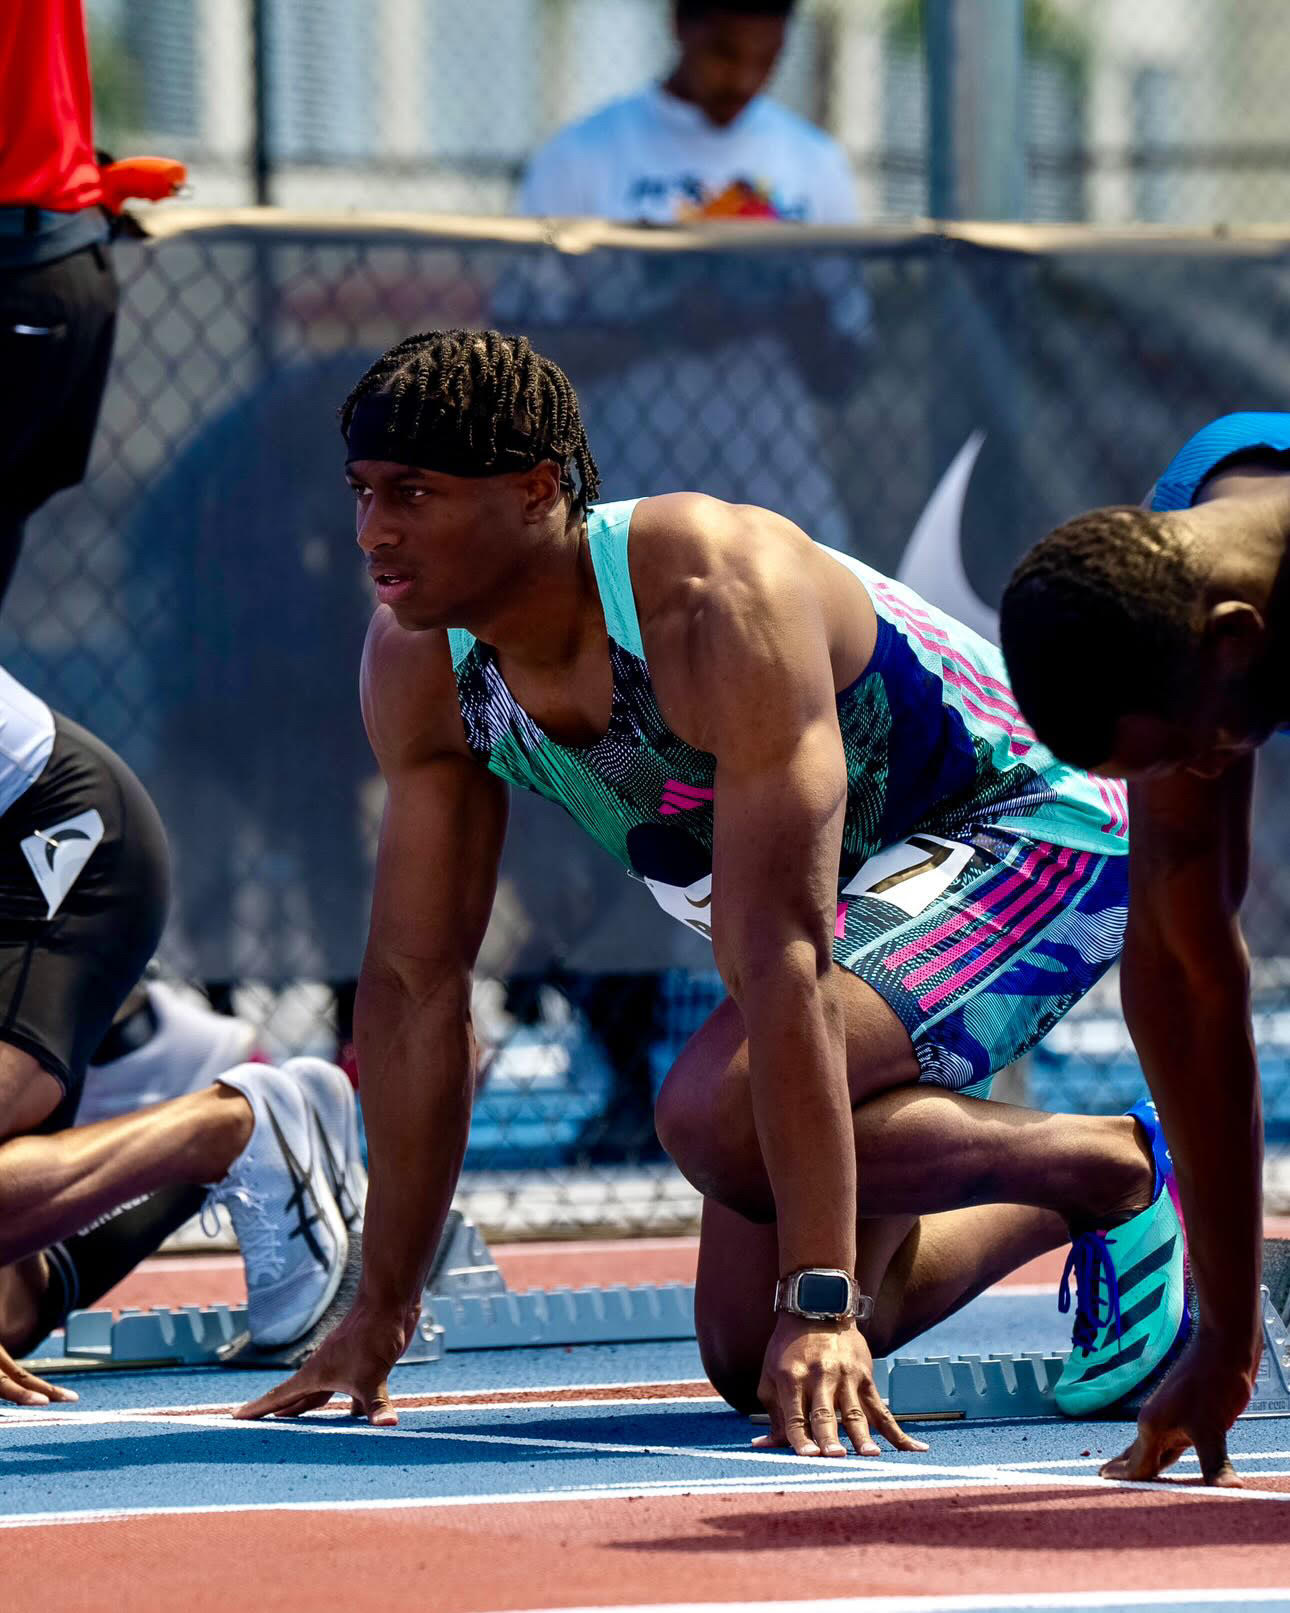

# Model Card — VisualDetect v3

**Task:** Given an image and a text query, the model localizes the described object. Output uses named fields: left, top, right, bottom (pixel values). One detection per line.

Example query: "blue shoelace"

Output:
left=1058, top=1231, right=1122, bottom=1355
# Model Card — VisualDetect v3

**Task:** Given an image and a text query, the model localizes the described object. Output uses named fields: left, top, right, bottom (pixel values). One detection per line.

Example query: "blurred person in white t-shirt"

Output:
left=503, top=0, right=870, bottom=546
left=494, top=1, right=870, bottom=1164
left=519, top=0, right=857, bottom=226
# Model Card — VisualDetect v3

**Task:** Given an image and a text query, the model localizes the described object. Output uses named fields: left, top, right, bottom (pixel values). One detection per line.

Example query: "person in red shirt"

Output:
left=0, top=0, right=117, bottom=605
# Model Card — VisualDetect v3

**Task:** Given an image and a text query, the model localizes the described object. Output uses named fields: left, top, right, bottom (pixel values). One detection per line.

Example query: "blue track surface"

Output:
left=5, top=1289, right=1290, bottom=1528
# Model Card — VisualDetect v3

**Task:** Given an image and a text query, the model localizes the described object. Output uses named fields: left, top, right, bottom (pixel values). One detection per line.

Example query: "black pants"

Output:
left=0, top=715, right=170, bottom=1132
left=0, top=242, right=118, bottom=606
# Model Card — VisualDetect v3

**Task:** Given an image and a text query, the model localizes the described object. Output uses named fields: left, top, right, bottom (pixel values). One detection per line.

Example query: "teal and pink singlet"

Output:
left=448, top=500, right=1129, bottom=1095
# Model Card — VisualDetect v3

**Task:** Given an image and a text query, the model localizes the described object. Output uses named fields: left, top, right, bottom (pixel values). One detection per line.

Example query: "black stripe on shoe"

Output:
left=1114, top=1235, right=1176, bottom=1300
left=1100, top=1283, right=1170, bottom=1347
left=265, top=1105, right=328, bottom=1267
left=1068, top=1331, right=1148, bottom=1384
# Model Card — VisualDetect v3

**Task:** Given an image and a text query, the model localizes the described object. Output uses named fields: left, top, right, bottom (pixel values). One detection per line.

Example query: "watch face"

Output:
left=796, top=1271, right=851, bottom=1315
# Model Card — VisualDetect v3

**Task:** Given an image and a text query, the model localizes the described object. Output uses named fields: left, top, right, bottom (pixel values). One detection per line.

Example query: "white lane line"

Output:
left=69, top=1414, right=962, bottom=1473
left=0, top=1385, right=717, bottom=1427
left=130, top=1256, right=244, bottom=1275
left=494, top=1238, right=699, bottom=1257
left=18, top=1406, right=1290, bottom=1491
left=2, top=1467, right=1290, bottom=1531
left=995, top=1450, right=1290, bottom=1471
left=499, top=1594, right=1290, bottom=1613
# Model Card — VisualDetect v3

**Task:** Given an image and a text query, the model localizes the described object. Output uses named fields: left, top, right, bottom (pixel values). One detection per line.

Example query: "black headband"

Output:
left=343, top=391, right=560, bottom=479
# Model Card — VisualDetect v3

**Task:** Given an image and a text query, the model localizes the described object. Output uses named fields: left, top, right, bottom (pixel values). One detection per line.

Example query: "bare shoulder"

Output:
left=1195, top=459, right=1290, bottom=505
left=627, top=495, right=874, bottom=745
left=629, top=493, right=842, bottom=632
left=628, top=487, right=870, bottom=690
left=360, top=607, right=470, bottom=773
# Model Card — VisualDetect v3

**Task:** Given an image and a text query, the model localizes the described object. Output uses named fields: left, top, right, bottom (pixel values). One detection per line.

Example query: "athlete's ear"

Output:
left=519, top=460, right=565, bottom=523
left=1201, top=599, right=1265, bottom=679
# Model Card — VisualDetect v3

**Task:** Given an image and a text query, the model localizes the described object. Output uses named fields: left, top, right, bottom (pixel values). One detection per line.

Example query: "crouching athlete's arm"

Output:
left=237, top=610, right=507, bottom=1425
left=1102, top=757, right=1260, bottom=1487
left=643, top=497, right=923, bottom=1459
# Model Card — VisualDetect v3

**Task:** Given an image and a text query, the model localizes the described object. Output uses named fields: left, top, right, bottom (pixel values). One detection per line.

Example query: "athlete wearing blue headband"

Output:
left=1002, top=413, right=1290, bottom=1488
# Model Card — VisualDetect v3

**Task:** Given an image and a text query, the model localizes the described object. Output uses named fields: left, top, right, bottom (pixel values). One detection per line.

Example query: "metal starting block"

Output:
left=426, top=1283, right=698, bottom=1351
left=64, top=1303, right=250, bottom=1366
left=426, top=1209, right=509, bottom=1302
left=1245, top=1285, right=1290, bottom=1417
left=23, top=1210, right=499, bottom=1373
left=878, top=1349, right=1067, bottom=1421
left=213, top=1201, right=509, bottom=1372
left=25, top=1214, right=1290, bottom=1427
left=751, top=1286, right=1290, bottom=1425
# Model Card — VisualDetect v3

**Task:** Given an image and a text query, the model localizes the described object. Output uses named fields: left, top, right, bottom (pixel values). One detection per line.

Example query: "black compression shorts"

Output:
left=0, top=714, right=169, bottom=1132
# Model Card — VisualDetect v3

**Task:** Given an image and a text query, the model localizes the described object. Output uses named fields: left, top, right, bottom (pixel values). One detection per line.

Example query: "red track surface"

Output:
left=29, top=1220, right=1290, bottom=1613
left=13, top=1482, right=1290, bottom=1613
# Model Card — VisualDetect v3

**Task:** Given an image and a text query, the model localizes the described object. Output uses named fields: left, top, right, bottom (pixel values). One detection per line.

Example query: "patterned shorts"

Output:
left=833, top=826, right=1128, bottom=1098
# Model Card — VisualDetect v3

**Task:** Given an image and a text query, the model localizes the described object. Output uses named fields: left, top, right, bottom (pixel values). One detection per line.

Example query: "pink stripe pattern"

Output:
left=908, top=846, right=1077, bottom=993
left=885, top=843, right=1049, bottom=972
left=869, top=580, right=1037, bottom=743
left=660, top=779, right=715, bottom=817
left=917, top=850, right=1093, bottom=1012
left=901, top=847, right=1075, bottom=991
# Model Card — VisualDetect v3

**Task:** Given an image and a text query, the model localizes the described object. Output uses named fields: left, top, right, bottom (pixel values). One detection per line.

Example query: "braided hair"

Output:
left=340, top=328, right=601, bottom=508
left=999, top=506, right=1206, bottom=769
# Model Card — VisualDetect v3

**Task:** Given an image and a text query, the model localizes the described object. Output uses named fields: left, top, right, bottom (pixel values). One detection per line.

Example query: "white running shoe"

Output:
left=207, top=1063, right=348, bottom=1346
left=78, top=981, right=259, bottom=1125
left=282, top=1056, right=367, bottom=1237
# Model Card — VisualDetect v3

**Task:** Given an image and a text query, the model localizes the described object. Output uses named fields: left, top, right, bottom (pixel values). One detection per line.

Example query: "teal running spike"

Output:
left=1054, top=1098, right=1190, bottom=1417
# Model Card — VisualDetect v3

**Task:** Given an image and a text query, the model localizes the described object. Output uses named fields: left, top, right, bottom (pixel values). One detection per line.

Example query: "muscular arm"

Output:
left=683, top=542, right=855, bottom=1279
left=643, top=504, right=924, bottom=1458
left=1121, top=757, right=1262, bottom=1368
left=355, top=612, right=508, bottom=1314
left=236, top=614, right=506, bottom=1425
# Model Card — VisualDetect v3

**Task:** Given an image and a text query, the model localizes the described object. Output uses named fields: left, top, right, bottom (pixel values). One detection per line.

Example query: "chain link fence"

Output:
left=87, top=0, right=1290, bottom=227
left=7, top=214, right=1290, bottom=1232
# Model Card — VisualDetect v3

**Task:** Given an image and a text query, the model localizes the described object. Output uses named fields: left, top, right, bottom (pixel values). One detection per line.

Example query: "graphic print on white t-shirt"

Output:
left=519, top=88, right=859, bottom=227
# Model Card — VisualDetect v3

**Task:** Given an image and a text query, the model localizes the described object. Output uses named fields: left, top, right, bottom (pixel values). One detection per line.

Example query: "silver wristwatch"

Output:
left=774, top=1267, right=874, bottom=1323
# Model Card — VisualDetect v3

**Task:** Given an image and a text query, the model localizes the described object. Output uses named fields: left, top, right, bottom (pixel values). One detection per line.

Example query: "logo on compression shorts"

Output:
left=627, top=822, right=714, bottom=939
left=20, top=808, right=106, bottom=919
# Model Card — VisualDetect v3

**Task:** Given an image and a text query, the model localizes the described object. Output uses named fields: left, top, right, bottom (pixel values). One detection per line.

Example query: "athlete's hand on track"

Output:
left=233, top=1300, right=421, bottom=1426
left=752, top=1312, right=928, bottom=1458
left=1100, top=1327, right=1259, bottom=1488
left=0, top=1340, right=77, bottom=1407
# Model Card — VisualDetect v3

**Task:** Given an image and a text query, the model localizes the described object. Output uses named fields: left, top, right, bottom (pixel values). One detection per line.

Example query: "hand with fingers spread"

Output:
left=233, top=1299, right=421, bottom=1426
left=0, top=1339, right=78, bottom=1409
left=1100, top=1327, right=1259, bottom=1488
left=752, top=1312, right=928, bottom=1458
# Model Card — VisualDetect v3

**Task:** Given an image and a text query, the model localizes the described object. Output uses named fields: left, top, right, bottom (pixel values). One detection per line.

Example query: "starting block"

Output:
left=879, top=1350, right=1067, bottom=1421
left=427, top=1282, right=697, bottom=1351
left=24, top=1216, right=1290, bottom=1427
left=63, top=1302, right=249, bottom=1367
left=23, top=1209, right=500, bottom=1373
left=752, top=1285, right=1290, bottom=1425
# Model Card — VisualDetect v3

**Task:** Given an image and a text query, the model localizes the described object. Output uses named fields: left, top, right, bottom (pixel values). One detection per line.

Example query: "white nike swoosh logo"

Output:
left=894, top=431, right=999, bottom=643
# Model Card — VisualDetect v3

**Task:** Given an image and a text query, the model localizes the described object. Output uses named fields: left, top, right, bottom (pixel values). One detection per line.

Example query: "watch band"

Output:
left=774, top=1267, right=875, bottom=1323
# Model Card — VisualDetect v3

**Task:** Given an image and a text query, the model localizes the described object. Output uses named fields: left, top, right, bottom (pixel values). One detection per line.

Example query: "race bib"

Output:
left=840, top=832, right=974, bottom=918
